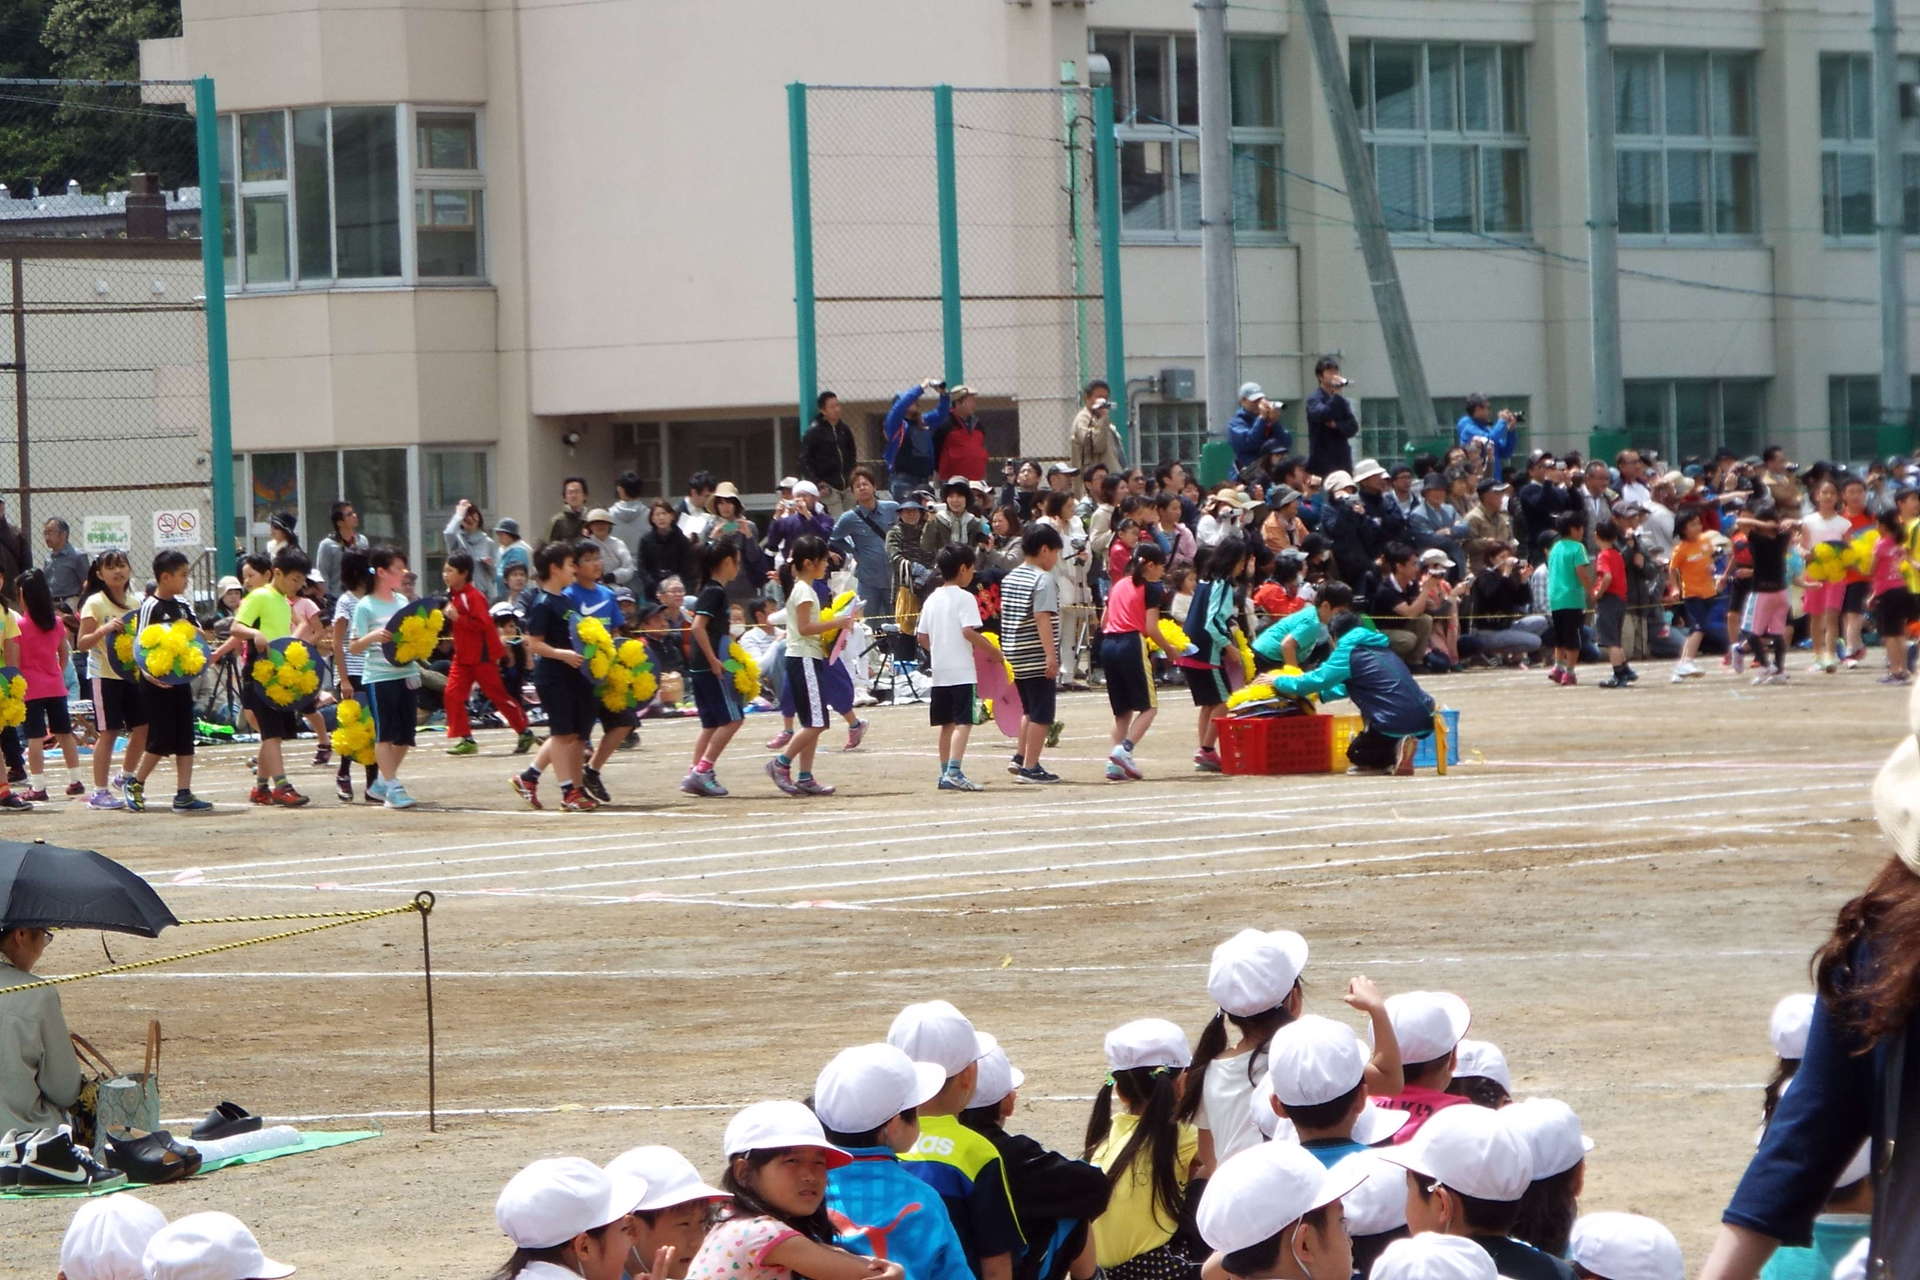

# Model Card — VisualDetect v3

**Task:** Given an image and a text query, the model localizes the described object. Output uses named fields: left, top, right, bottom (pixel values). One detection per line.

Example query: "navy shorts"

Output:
left=91, top=677, right=147, bottom=733
left=1100, top=633, right=1155, bottom=715
left=1550, top=608, right=1584, bottom=651
left=1013, top=675, right=1056, bottom=726
left=534, top=672, right=595, bottom=739
left=1185, top=664, right=1230, bottom=707
left=1878, top=587, right=1915, bottom=636
left=786, top=655, right=830, bottom=730
left=366, top=678, right=417, bottom=747
left=25, top=697, right=71, bottom=739
left=929, top=683, right=974, bottom=727
left=1683, top=597, right=1718, bottom=634
left=243, top=683, right=302, bottom=742
left=689, top=669, right=743, bottom=730
left=1843, top=580, right=1872, bottom=616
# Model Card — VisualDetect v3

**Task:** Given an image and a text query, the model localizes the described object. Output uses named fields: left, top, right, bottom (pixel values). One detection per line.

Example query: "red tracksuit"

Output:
left=444, top=584, right=529, bottom=738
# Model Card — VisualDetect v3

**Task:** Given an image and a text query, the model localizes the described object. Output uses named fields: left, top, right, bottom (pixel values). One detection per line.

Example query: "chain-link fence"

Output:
left=0, top=78, right=220, bottom=589
left=796, top=84, right=1112, bottom=464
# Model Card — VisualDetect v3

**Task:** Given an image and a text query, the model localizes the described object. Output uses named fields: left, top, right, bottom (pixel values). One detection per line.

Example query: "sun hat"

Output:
left=1104, top=1017, right=1193, bottom=1072
left=1502, top=1097, right=1594, bottom=1179
left=778, top=476, right=799, bottom=491
left=493, top=516, right=522, bottom=538
left=721, top=1100, right=853, bottom=1167
left=584, top=508, right=614, bottom=526
left=1351, top=459, right=1387, bottom=485
left=1331, top=1151, right=1410, bottom=1236
left=1769, top=993, right=1816, bottom=1060
left=888, top=999, right=992, bottom=1075
left=814, top=1043, right=947, bottom=1134
left=216, top=575, right=242, bottom=595
left=61, top=1195, right=168, bottom=1280
left=1452, top=1039, right=1511, bottom=1091
left=605, top=1145, right=730, bottom=1212
left=968, top=1034, right=1027, bottom=1109
left=792, top=481, right=821, bottom=499
left=1419, top=548, right=1455, bottom=570
left=1873, top=678, right=1920, bottom=872
left=1323, top=470, right=1356, bottom=494
left=1371, top=991, right=1471, bottom=1064
left=1195, top=1140, right=1366, bottom=1252
left=706, top=482, right=745, bottom=514
left=143, top=1211, right=296, bottom=1280
left=1212, top=488, right=1254, bottom=511
left=1238, top=382, right=1266, bottom=401
left=1266, top=1014, right=1366, bottom=1107
left=1369, top=1233, right=1499, bottom=1280
left=1377, top=1102, right=1533, bottom=1202
left=1567, top=1212, right=1685, bottom=1280
left=1207, top=927, right=1309, bottom=1017
left=495, top=1157, right=649, bottom=1252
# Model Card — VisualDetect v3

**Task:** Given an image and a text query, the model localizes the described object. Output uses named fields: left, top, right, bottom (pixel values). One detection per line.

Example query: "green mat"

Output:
left=1, top=1129, right=379, bottom=1199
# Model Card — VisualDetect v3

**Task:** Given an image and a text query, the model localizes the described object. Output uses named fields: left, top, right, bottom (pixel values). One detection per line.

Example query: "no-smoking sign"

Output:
left=153, top=509, right=202, bottom=548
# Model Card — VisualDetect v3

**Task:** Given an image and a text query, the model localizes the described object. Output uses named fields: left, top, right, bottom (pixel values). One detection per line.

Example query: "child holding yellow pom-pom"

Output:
left=1181, top=538, right=1254, bottom=774
left=512, top=542, right=594, bottom=811
left=74, top=550, right=147, bottom=809
left=126, top=550, right=233, bottom=813
left=554, top=539, right=633, bottom=804
left=681, top=540, right=746, bottom=797
left=229, top=547, right=316, bottom=807
left=14, top=570, right=84, bottom=800
left=347, top=547, right=426, bottom=809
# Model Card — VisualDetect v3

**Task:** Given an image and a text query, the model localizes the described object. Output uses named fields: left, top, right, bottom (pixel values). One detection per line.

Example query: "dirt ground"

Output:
left=5, top=658, right=1908, bottom=1276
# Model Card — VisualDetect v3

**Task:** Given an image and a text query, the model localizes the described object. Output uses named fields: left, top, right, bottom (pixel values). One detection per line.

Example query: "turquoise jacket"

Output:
left=1271, top=625, right=1434, bottom=736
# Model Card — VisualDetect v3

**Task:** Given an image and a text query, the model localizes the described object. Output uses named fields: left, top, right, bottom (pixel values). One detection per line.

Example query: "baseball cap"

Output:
left=1196, top=1141, right=1366, bottom=1253
left=1611, top=499, right=1648, bottom=518
left=888, top=999, right=992, bottom=1075
left=1330, top=1151, right=1410, bottom=1237
left=585, top=508, right=614, bottom=525
left=1238, top=382, right=1265, bottom=401
left=792, top=481, right=821, bottom=498
left=1369, top=1233, right=1499, bottom=1280
left=721, top=1100, right=853, bottom=1167
left=605, top=1145, right=730, bottom=1212
left=969, top=1034, right=1027, bottom=1109
left=143, top=1212, right=296, bottom=1280
left=1452, top=1039, right=1511, bottom=1091
left=1378, top=1101, right=1534, bottom=1202
left=814, top=1042, right=947, bottom=1134
left=1266, top=1014, right=1366, bottom=1107
left=1769, top=993, right=1815, bottom=1060
left=1567, top=1213, right=1685, bottom=1280
left=1420, top=472, right=1447, bottom=491
left=1502, top=1097, right=1593, bottom=1179
left=1048, top=462, right=1080, bottom=477
left=1476, top=479, right=1509, bottom=495
left=1104, top=1017, right=1193, bottom=1072
left=1206, top=927, right=1309, bottom=1017
left=61, top=1195, right=168, bottom=1280
left=1372, top=991, right=1471, bottom=1063
left=495, top=1158, right=648, bottom=1251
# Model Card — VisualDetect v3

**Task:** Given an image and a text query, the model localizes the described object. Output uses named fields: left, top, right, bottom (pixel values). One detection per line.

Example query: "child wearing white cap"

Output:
left=1330, top=1152, right=1412, bottom=1278
left=686, top=1102, right=899, bottom=1280
left=1367, top=992, right=1473, bottom=1144
left=492, top=1156, right=645, bottom=1280
left=1568, top=1213, right=1684, bottom=1280
left=142, top=1211, right=295, bottom=1280
left=959, top=1036, right=1112, bottom=1280
left=1763, top=994, right=1815, bottom=1130
left=1368, top=1234, right=1499, bottom=1280
left=1085, top=1018, right=1204, bottom=1280
left=1195, top=1142, right=1362, bottom=1280
left=604, top=1145, right=731, bottom=1280
left=1378, top=1104, right=1572, bottom=1280
left=1263, top=1014, right=1408, bottom=1168
left=812, top=1043, right=973, bottom=1280
left=887, top=1001, right=1026, bottom=1280
left=1504, top=1098, right=1594, bottom=1257
left=57, top=1195, right=166, bottom=1280
left=1445, top=1041, right=1512, bottom=1111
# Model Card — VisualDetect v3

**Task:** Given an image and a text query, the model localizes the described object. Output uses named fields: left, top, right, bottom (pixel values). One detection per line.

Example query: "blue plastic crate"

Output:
left=1412, top=708, right=1461, bottom=767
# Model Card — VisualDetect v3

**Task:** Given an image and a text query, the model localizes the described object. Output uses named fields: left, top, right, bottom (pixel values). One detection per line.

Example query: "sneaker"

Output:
left=0, top=1128, right=24, bottom=1187
left=122, top=779, right=143, bottom=812
left=938, top=771, right=984, bottom=791
left=765, top=729, right=794, bottom=751
left=765, top=758, right=801, bottom=795
left=15, top=1127, right=126, bottom=1193
left=1880, top=672, right=1913, bottom=684
left=19, top=788, right=47, bottom=802
left=170, top=793, right=212, bottom=813
left=0, top=792, right=31, bottom=811
left=1110, top=747, right=1144, bottom=780
left=63, top=780, right=84, bottom=797
left=794, top=776, right=837, bottom=796
left=681, top=770, right=730, bottom=798
left=1622, top=667, right=1641, bottom=683
left=1548, top=668, right=1566, bottom=685
left=1671, top=661, right=1697, bottom=680
left=842, top=719, right=868, bottom=751
left=1194, top=750, right=1223, bottom=772
left=1844, top=655, right=1861, bottom=670
left=1016, top=767, right=1062, bottom=784
left=510, top=773, right=541, bottom=810
left=368, top=778, right=390, bottom=803
left=1045, top=721, right=1065, bottom=748
left=1598, top=677, right=1627, bottom=689
left=514, top=730, right=538, bottom=755
left=1007, top=757, right=1025, bottom=776
left=1105, top=762, right=1128, bottom=783
left=1563, top=669, right=1577, bottom=686
left=383, top=781, right=418, bottom=810
left=446, top=738, right=479, bottom=757
left=335, top=774, right=355, bottom=802
left=312, top=745, right=332, bottom=767
left=85, top=788, right=124, bottom=810
left=559, top=785, right=599, bottom=811
left=581, top=767, right=612, bottom=804
left=270, top=784, right=310, bottom=808
left=1346, top=764, right=1392, bottom=776
left=248, top=784, right=273, bottom=805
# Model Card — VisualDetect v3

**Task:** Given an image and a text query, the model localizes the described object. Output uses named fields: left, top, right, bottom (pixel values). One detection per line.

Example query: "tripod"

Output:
left=861, top=624, right=928, bottom=705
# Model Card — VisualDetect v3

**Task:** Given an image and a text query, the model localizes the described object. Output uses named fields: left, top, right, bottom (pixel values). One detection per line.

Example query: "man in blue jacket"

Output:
left=1455, top=394, right=1519, bottom=476
left=1270, top=611, right=1435, bottom=775
left=885, top=379, right=942, bottom=500
left=1227, top=382, right=1290, bottom=475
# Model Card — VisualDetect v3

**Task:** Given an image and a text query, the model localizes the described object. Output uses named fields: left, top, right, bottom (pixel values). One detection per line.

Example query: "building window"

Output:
left=1351, top=41, right=1529, bottom=236
left=1090, top=31, right=1285, bottom=242
left=1818, top=53, right=1920, bottom=238
left=1829, top=374, right=1920, bottom=461
left=1613, top=50, right=1758, bottom=238
left=217, top=106, right=486, bottom=290
left=1134, top=401, right=1212, bottom=465
left=1359, top=396, right=1529, bottom=464
left=1623, top=378, right=1765, bottom=461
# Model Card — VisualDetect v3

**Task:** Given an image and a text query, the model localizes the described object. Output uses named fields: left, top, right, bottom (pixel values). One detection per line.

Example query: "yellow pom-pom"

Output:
left=252, top=659, right=277, bottom=684
left=633, top=672, right=658, bottom=702
left=1157, top=618, right=1195, bottom=654
left=137, top=624, right=167, bottom=648
left=180, top=648, right=206, bottom=676
left=284, top=641, right=310, bottom=667
left=113, top=634, right=134, bottom=664
left=266, top=684, right=295, bottom=705
left=9, top=676, right=24, bottom=699
left=428, top=609, right=445, bottom=628
left=1236, top=635, right=1257, bottom=684
left=339, top=701, right=361, bottom=724
left=617, top=640, right=645, bottom=667
left=588, top=655, right=611, bottom=680
left=143, top=652, right=171, bottom=677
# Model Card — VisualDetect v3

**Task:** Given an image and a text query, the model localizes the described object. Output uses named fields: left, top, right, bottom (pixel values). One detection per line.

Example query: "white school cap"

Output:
left=1833, top=1236, right=1870, bottom=1280
left=605, top=1145, right=729, bottom=1212
left=1369, top=1233, right=1499, bottom=1280
left=968, top=1034, right=1027, bottom=1109
left=1330, top=1152, right=1410, bottom=1236
left=1452, top=1039, right=1511, bottom=1091
left=1502, top=1097, right=1594, bottom=1180
left=1104, top=1017, right=1193, bottom=1072
left=1873, top=679, right=1920, bottom=873
left=495, top=1157, right=648, bottom=1251
left=814, top=1042, right=948, bottom=1134
left=1377, top=1101, right=1533, bottom=1202
left=142, top=1211, right=295, bottom=1280
left=1371, top=991, right=1472, bottom=1064
left=1207, top=928, right=1310, bottom=1017
left=888, top=999, right=992, bottom=1075
left=60, top=1195, right=167, bottom=1280
left=1568, top=1212, right=1685, bottom=1280
left=1769, top=993, right=1816, bottom=1060
left=721, top=1100, right=854, bottom=1167
left=1195, top=1140, right=1366, bottom=1252
left=1253, top=1086, right=1404, bottom=1146
left=1267, top=1014, right=1366, bottom=1107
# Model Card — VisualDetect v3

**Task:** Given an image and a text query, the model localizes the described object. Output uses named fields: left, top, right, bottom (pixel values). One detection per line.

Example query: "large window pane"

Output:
left=1851, top=54, right=1874, bottom=141
left=293, top=108, right=332, bottom=282
left=1835, top=152, right=1875, bottom=236
left=1431, top=144, right=1473, bottom=232
left=1711, top=56, right=1753, bottom=137
left=342, top=448, right=409, bottom=552
left=1133, top=34, right=1167, bottom=124
left=239, top=111, right=286, bottom=181
left=1231, top=143, right=1282, bottom=233
left=1666, top=149, right=1707, bottom=234
left=1720, top=382, right=1764, bottom=458
left=333, top=106, right=401, bottom=278
left=303, top=450, right=340, bottom=556
left=1376, top=143, right=1426, bottom=230
left=1374, top=45, right=1422, bottom=130
left=416, top=113, right=478, bottom=170
left=1230, top=39, right=1279, bottom=129
left=1120, top=141, right=1173, bottom=231
left=1623, top=382, right=1668, bottom=449
left=1481, top=147, right=1527, bottom=232
left=243, top=195, right=290, bottom=284
left=1462, top=44, right=1494, bottom=132
left=1615, top=52, right=1658, bottom=135
left=415, top=189, right=483, bottom=277
left=424, top=449, right=490, bottom=581
left=1500, top=48, right=1526, bottom=134
left=1673, top=381, right=1714, bottom=460
left=1715, top=151, right=1756, bottom=235
left=1176, top=36, right=1199, bottom=127
left=250, top=452, right=298, bottom=538
left=1664, top=53, right=1704, bottom=136
left=1618, top=150, right=1661, bottom=233
left=1428, top=44, right=1459, bottom=132
left=1906, top=154, right=1920, bottom=236
left=1821, top=55, right=1850, bottom=141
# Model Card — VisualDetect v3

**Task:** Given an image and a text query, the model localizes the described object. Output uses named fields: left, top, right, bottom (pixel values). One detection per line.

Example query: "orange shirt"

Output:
left=1672, top=535, right=1717, bottom=600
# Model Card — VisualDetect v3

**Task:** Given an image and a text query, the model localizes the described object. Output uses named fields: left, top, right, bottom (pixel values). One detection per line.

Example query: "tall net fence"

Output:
left=0, top=79, right=215, bottom=582
left=802, top=85, right=1106, bottom=462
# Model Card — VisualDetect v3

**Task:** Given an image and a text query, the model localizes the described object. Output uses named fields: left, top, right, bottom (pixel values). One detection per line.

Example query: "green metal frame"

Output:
left=194, top=77, right=235, bottom=565
left=933, top=85, right=964, bottom=385
left=1093, top=85, right=1127, bottom=452
left=787, top=83, right=818, bottom=431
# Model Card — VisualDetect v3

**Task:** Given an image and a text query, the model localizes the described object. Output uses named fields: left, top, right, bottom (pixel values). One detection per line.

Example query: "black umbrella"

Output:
left=0, top=840, right=178, bottom=938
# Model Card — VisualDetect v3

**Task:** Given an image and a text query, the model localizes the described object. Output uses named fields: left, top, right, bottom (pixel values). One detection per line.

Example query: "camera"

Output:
left=1333, top=376, right=1351, bottom=389
left=1090, top=397, right=1112, bottom=413
left=1508, top=410, right=1526, bottom=423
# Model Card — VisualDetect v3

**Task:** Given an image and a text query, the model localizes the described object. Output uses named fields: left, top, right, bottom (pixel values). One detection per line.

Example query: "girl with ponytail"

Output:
left=1085, top=1019, right=1203, bottom=1280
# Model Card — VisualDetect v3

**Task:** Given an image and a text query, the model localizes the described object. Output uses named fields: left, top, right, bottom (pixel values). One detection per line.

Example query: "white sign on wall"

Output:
left=81, top=516, right=132, bottom=554
left=152, top=509, right=202, bottom=548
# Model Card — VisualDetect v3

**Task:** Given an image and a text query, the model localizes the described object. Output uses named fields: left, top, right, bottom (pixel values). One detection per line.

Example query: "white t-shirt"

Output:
left=786, top=579, right=825, bottom=661
left=1804, top=512, right=1853, bottom=545
left=1199, top=1053, right=1265, bottom=1164
left=918, top=583, right=983, bottom=687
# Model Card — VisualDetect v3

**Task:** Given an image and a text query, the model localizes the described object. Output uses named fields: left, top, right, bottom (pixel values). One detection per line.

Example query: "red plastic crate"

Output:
left=1217, top=714, right=1334, bottom=775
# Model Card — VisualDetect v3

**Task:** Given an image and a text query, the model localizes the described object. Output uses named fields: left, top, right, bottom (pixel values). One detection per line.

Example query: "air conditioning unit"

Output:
left=1159, top=367, right=1197, bottom=400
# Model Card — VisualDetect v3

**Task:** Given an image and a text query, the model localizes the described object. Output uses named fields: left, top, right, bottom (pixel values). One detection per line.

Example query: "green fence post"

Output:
left=933, top=84, right=964, bottom=385
left=1092, top=84, right=1127, bottom=454
left=787, top=82, right=818, bottom=430
left=194, top=77, right=235, bottom=567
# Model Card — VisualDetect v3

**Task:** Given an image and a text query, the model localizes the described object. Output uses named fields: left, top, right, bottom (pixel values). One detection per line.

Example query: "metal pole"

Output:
left=1196, top=0, right=1239, bottom=439
left=1582, top=0, right=1625, bottom=437
left=9, top=256, right=26, bottom=535
left=1093, top=85, right=1129, bottom=453
left=933, top=84, right=965, bottom=385
left=1298, top=0, right=1436, bottom=436
left=194, top=78, right=235, bottom=567
left=1875, top=0, right=1911, bottom=435
left=415, top=891, right=437, bottom=1133
left=786, top=83, right=818, bottom=431
left=1064, top=62, right=1090, bottom=388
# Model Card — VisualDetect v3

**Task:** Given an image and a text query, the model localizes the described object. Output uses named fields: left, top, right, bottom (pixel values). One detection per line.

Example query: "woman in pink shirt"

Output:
left=15, top=569, right=82, bottom=799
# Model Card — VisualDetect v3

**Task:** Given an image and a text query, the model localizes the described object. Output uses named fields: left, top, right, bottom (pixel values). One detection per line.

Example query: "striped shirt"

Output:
left=999, top=564, right=1057, bottom=679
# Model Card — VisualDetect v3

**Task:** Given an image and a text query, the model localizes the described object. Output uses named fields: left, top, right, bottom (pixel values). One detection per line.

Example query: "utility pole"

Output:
left=1875, top=0, right=1911, bottom=434
left=1582, top=0, right=1625, bottom=437
left=1298, top=0, right=1435, bottom=436
left=1196, top=0, right=1239, bottom=438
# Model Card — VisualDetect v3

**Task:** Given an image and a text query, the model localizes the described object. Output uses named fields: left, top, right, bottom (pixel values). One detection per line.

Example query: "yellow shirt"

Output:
left=79, top=592, right=132, bottom=681
left=1904, top=516, right=1920, bottom=593
left=1089, top=1112, right=1198, bottom=1267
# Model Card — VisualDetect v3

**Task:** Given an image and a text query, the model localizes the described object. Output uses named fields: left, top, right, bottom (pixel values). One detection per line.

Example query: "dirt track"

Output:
left=5, top=659, right=1906, bottom=1275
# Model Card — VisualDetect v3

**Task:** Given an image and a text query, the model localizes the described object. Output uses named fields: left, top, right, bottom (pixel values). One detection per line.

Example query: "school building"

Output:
left=139, top=0, right=1920, bottom=570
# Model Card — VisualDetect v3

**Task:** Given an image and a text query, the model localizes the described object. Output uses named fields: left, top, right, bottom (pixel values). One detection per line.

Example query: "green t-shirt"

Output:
left=1546, top=538, right=1590, bottom=611
left=234, top=584, right=293, bottom=650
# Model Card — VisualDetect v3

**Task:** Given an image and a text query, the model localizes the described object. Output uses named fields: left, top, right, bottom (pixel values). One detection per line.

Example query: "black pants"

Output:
left=1347, top=725, right=1399, bottom=769
left=1, top=725, right=23, bottom=776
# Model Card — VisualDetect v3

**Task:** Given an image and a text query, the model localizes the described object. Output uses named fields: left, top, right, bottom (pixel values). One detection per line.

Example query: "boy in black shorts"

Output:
left=999, top=523, right=1064, bottom=784
left=229, top=547, right=313, bottom=806
left=683, top=541, right=746, bottom=797
left=128, top=551, right=224, bottom=813
left=512, top=542, right=595, bottom=811
left=916, top=544, right=996, bottom=792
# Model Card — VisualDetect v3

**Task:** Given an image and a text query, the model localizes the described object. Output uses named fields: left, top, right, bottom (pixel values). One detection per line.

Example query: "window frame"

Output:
left=1818, top=52, right=1920, bottom=241
left=1828, top=373, right=1920, bottom=461
left=1133, top=400, right=1213, bottom=465
left=1621, top=377, right=1768, bottom=460
left=1612, top=49, right=1761, bottom=242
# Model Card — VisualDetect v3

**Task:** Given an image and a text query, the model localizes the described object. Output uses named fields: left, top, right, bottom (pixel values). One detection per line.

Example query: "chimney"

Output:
left=66, top=179, right=80, bottom=196
left=125, top=172, right=167, bottom=240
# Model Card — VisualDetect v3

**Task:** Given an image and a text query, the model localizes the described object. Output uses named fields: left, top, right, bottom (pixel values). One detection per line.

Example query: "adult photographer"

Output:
left=1455, top=394, right=1520, bottom=476
left=1316, top=472, right=1378, bottom=586
left=1227, top=383, right=1290, bottom=474
left=1516, top=453, right=1572, bottom=564
left=1070, top=380, right=1124, bottom=477
left=883, top=379, right=942, bottom=501
left=1459, top=542, right=1546, bottom=663
left=1304, top=357, right=1360, bottom=478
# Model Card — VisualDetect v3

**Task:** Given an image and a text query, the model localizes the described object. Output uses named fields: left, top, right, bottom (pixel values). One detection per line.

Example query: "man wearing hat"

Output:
left=1409, top=474, right=1467, bottom=571
left=1071, top=381, right=1125, bottom=478
left=929, top=385, right=989, bottom=483
left=584, top=508, right=639, bottom=588
left=766, top=480, right=835, bottom=568
left=1228, top=384, right=1290, bottom=475
left=1354, top=460, right=1409, bottom=545
left=1316, top=470, right=1379, bottom=587
left=886, top=380, right=944, bottom=501
left=1305, top=356, right=1360, bottom=478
